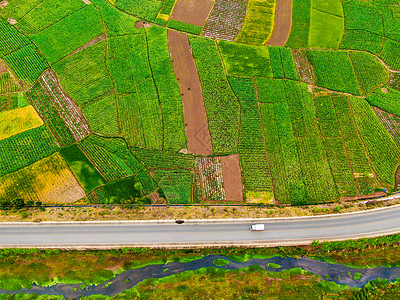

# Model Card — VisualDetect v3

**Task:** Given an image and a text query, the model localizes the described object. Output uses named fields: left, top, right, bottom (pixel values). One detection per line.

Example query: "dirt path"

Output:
left=0, top=62, right=6, bottom=74
left=221, top=154, right=244, bottom=202
left=168, top=30, right=212, bottom=155
left=170, top=0, right=214, bottom=27
left=69, top=34, right=106, bottom=56
left=266, top=0, right=293, bottom=46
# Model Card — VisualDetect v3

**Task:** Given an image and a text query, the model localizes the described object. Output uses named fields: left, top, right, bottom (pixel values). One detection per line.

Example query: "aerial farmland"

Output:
left=0, top=0, right=399, bottom=209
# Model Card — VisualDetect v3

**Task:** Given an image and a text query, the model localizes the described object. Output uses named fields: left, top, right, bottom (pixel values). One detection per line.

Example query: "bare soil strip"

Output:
left=148, top=190, right=167, bottom=204
left=0, top=0, right=8, bottom=9
left=168, top=30, right=212, bottom=155
left=170, top=0, right=214, bottom=27
left=0, top=62, right=6, bottom=74
left=221, top=154, right=244, bottom=202
left=69, top=34, right=106, bottom=56
left=341, top=191, right=386, bottom=202
left=266, top=0, right=293, bottom=46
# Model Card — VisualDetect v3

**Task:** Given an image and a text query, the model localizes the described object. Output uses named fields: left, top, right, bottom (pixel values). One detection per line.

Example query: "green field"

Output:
left=0, top=0, right=399, bottom=208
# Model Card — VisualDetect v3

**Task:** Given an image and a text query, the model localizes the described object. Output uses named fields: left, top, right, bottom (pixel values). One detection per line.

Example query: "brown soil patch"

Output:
left=7, top=18, right=17, bottom=25
left=170, top=0, right=214, bottom=27
left=148, top=190, right=167, bottom=204
left=0, top=62, right=6, bottom=74
left=0, top=0, right=8, bottom=9
left=266, top=0, right=293, bottom=46
left=135, top=20, right=152, bottom=28
left=341, top=191, right=386, bottom=201
left=168, top=30, right=212, bottom=155
left=82, top=0, right=91, bottom=4
left=221, top=154, right=244, bottom=202
left=69, top=34, right=106, bottom=56
left=395, top=165, right=400, bottom=191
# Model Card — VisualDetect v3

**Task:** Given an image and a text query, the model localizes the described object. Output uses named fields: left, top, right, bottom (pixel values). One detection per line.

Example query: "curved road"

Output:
left=1, top=204, right=400, bottom=248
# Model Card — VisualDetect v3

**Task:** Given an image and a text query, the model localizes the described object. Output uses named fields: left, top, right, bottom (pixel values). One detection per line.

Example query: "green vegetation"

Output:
left=0, top=19, right=30, bottom=57
left=367, top=88, right=400, bottom=117
left=350, top=97, right=400, bottom=187
left=308, top=50, right=361, bottom=95
left=309, top=8, right=344, bottom=49
left=229, top=76, right=272, bottom=194
left=235, top=0, right=276, bottom=45
left=153, top=169, right=192, bottom=204
left=0, top=72, right=20, bottom=94
left=115, top=0, right=162, bottom=21
left=189, top=37, right=240, bottom=154
left=167, top=20, right=202, bottom=35
left=349, top=51, right=389, bottom=95
left=59, top=144, right=106, bottom=193
left=146, top=26, right=187, bottom=151
left=218, top=41, right=273, bottom=77
left=213, top=258, right=229, bottom=266
left=30, top=5, right=104, bottom=64
left=286, top=0, right=311, bottom=48
left=0, top=126, right=58, bottom=177
left=16, top=0, right=85, bottom=34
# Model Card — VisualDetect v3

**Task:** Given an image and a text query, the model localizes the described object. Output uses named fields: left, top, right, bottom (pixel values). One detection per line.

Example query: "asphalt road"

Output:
left=1, top=205, right=400, bottom=247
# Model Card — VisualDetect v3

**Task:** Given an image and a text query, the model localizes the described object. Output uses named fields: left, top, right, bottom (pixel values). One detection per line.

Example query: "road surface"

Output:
left=1, top=205, right=400, bottom=248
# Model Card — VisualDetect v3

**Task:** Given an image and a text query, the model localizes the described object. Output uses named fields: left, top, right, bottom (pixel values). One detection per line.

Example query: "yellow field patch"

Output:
left=158, top=13, right=170, bottom=21
left=0, top=153, right=86, bottom=204
left=0, top=105, right=44, bottom=141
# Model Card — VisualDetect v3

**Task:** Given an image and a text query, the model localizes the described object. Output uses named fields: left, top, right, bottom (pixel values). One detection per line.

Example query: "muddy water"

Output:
left=1, top=255, right=400, bottom=299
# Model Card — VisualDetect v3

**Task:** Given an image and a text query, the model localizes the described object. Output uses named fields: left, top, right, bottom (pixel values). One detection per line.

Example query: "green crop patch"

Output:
left=342, top=3, right=383, bottom=36
left=91, top=0, right=144, bottom=36
left=153, top=169, right=193, bottom=204
left=350, top=97, right=400, bottom=187
left=3, top=45, right=49, bottom=85
left=339, top=30, right=383, bottom=54
left=309, top=9, right=344, bottom=49
left=0, top=72, right=20, bottom=95
left=349, top=51, right=389, bottom=95
left=30, top=5, right=104, bottom=64
left=256, top=78, right=286, bottom=103
left=167, top=20, right=202, bottom=35
left=0, top=0, right=42, bottom=21
left=311, top=0, right=343, bottom=17
left=16, top=0, right=85, bottom=34
left=218, top=41, right=273, bottom=77
left=0, top=20, right=31, bottom=57
left=308, top=50, right=361, bottom=95
left=0, top=126, right=58, bottom=177
left=229, top=76, right=272, bottom=193
left=379, top=39, right=400, bottom=71
left=115, top=0, right=163, bottom=21
left=133, top=148, right=195, bottom=170
left=366, top=87, right=400, bottom=117
left=286, top=0, right=311, bottom=48
left=60, top=144, right=106, bottom=193
left=235, top=0, right=276, bottom=45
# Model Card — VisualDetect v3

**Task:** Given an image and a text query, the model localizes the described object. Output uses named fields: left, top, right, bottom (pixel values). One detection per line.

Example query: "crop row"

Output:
left=0, top=19, right=30, bottom=57
left=153, top=169, right=192, bottom=204
left=350, top=96, right=400, bottom=187
left=203, top=0, right=247, bottom=41
left=372, top=107, right=400, bottom=147
left=189, top=37, right=240, bottom=154
left=79, top=139, right=133, bottom=182
left=268, top=47, right=299, bottom=80
left=366, top=88, right=400, bottom=120
left=0, top=72, right=20, bottom=94
left=0, top=153, right=85, bottom=205
left=235, top=0, right=276, bottom=45
left=108, top=34, right=163, bottom=150
left=146, top=26, right=187, bottom=151
left=229, top=76, right=272, bottom=193
left=0, top=126, right=58, bottom=177
left=194, top=157, right=225, bottom=202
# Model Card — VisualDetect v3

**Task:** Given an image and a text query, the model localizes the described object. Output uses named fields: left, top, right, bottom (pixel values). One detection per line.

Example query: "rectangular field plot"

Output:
left=203, top=0, right=247, bottom=41
left=116, top=0, right=163, bottom=21
left=366, top=87, right=400, bottom=118
left=235, top=0, right=277, bottom=45
left=309, top=9, right=344, bottom=49
left=0, top=153, right=86, bottom=205
left=229, top=76, right=272, bottom=194
left=0, top=126, right=58, bottom=177
left=153, top=169, right=193, bottom=204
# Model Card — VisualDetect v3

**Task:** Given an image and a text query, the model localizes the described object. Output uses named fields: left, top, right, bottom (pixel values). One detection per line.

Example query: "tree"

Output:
left=12, top=198, right=25, bottom=210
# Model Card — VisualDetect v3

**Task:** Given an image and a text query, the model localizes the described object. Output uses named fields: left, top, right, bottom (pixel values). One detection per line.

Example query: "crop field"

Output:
left=0, top=0, right=399, bottom=206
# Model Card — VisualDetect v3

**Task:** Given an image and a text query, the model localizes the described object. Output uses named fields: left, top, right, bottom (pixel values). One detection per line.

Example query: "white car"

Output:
left=249, top=224, right=265, bottom=231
